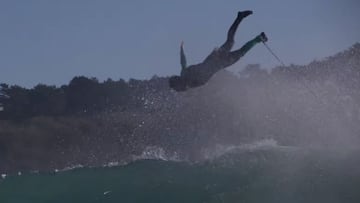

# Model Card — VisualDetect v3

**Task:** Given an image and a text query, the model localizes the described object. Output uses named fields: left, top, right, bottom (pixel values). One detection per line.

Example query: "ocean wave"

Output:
left=1, top=141, right=300, bottom=176
left=48, top=146, right=181, bottom=174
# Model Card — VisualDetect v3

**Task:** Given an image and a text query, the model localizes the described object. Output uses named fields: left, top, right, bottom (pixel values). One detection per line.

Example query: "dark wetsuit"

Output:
left=178, top=12, right=264, bottom=89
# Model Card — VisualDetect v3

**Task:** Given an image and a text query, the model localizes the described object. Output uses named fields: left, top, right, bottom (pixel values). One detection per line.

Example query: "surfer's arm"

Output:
left=180, top=41, right=187, bottom=72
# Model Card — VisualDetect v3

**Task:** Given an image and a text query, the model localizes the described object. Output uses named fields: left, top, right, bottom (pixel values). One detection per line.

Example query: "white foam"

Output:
left=57, top=164, right=84, bottom=172
left=201, top=138, right=296, bottom=160
left=103, top=191, right=112, bottom=195
left=104, top=162, right=120, bottom=167
left=134, top=146, right=180, bottom=162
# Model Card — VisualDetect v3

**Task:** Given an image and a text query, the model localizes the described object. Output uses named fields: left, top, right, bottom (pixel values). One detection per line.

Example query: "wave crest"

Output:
left=201, top=139, right=282, bottom=160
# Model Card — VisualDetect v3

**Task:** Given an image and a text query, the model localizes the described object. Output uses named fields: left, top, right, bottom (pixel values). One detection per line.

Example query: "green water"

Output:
left=1, top=148, right=359, bottom=203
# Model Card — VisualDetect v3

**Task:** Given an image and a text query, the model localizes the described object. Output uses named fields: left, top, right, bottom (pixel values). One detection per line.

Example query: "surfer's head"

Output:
left=169, top=76, right=187, bottom=92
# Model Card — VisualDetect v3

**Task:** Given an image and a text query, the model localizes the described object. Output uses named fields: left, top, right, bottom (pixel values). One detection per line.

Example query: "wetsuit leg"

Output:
left=203, top=11, right=252, bottom=63
left=202, top=14, right=243, bottom=64
left=219, top=11, right=252, bottom=52
left=225, top=36, right=262, bottom=67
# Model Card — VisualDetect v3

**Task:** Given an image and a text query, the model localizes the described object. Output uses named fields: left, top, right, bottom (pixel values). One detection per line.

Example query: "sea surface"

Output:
left=1, top=142, right=359, bottom=203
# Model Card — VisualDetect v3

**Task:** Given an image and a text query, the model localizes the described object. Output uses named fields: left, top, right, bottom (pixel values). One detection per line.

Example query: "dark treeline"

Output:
left=0, top=43, right=359, bottom=173
left=1, top=43, right=359, bottom=121
left=0, top=76, right=169, bottom=120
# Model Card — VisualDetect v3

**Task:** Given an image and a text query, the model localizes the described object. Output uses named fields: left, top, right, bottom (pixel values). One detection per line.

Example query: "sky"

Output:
left=0, top=0, right=359, bottom=88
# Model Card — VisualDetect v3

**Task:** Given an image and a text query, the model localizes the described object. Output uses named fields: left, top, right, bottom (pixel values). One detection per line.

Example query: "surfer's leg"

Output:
left=226, top=33, right=267, bottom=66
left=219, top=11, right=253, bottom=52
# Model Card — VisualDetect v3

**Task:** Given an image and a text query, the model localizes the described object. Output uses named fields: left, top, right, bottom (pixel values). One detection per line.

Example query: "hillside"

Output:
left=0, top=43, right=359, bottom=173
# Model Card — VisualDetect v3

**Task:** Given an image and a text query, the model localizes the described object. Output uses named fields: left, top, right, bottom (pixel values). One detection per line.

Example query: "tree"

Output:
left=29, top=84, right=66, bottom=116
left=0, top=85, right=31, bottom=120
left=65, top=76, right=102, bottom=113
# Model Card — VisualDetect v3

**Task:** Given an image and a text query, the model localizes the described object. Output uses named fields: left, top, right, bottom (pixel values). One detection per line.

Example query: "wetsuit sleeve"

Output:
left=180, top=42, right=187, bottom=71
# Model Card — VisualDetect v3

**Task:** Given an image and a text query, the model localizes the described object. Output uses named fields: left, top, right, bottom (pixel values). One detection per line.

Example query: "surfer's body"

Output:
left=169, top=11, right=268, bottom=91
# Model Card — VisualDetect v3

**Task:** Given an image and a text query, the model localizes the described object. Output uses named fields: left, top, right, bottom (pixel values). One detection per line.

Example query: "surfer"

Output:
left=169, top=10, right=268, bottom=91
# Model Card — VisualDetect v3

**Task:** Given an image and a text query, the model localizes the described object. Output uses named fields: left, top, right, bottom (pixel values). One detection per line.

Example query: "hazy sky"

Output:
left=1, top=0, right=359, bottom=87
